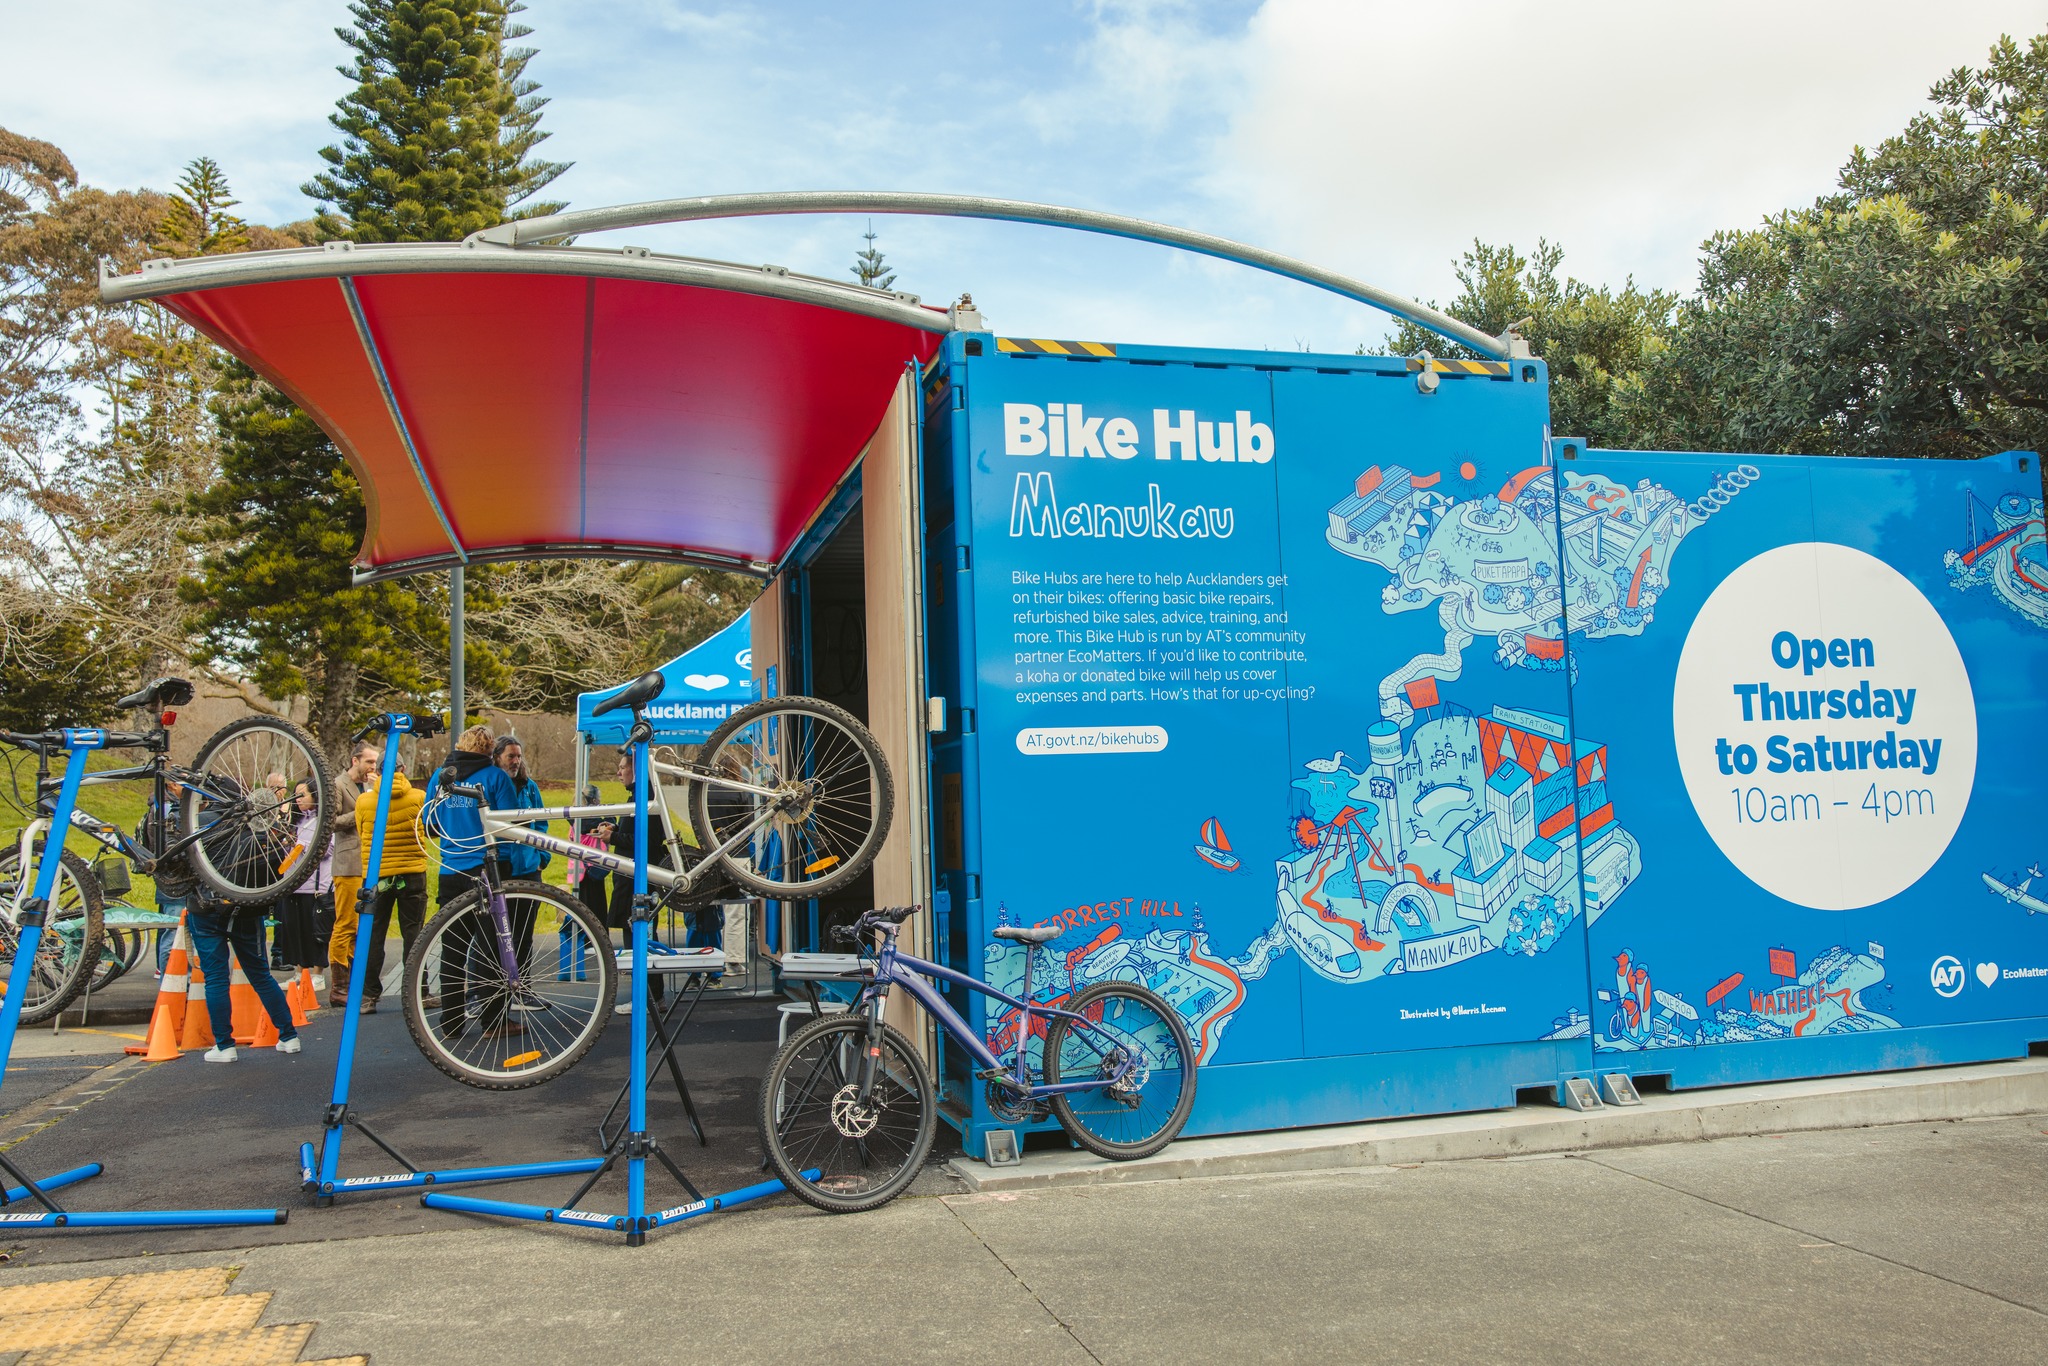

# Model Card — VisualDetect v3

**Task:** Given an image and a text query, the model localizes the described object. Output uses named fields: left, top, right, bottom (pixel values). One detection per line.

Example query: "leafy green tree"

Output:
left=304, top=0, right=569, bottom=241
left=851, top=220, right=896, bottom=290
left=1624, top=32, right=2048, bottom=459
left=1372, top=240, right=1677, bottom=448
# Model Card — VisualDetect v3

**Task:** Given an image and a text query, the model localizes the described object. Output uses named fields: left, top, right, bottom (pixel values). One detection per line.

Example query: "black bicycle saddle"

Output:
left=993, top=924, right=1060, bottom=945
left=592, top=670, right=665, bottom=717
left=117, top=677, right=196, bottom=712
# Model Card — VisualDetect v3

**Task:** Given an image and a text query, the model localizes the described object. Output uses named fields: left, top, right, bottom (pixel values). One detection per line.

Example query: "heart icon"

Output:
left=683, top=673, right=729, bottom=691
left=1976, top=961, right=2000, bottom=988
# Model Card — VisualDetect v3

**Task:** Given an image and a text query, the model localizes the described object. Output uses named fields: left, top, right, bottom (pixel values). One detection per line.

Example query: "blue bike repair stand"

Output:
left=301, top=713, right=605, bottom=1204
left=421, top=714, right=795, bottom=1244
left=0, top=729, right=286, bottom=1231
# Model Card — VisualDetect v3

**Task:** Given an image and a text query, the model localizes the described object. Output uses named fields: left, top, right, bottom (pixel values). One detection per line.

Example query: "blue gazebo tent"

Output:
left=576, top=610, right=756, bottom=746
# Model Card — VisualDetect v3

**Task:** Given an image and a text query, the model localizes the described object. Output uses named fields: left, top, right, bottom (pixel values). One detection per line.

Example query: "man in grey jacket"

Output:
left=327, top=741, right=378, bottom=1007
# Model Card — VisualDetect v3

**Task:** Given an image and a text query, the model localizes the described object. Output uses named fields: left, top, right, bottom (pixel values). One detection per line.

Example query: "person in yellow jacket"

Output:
left=353, top=760, right=430, bottom=1014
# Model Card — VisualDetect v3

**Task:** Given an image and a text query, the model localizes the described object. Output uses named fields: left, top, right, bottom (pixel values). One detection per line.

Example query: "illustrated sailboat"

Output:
left=1194, top=818, right=1241, bottom=872
left=1983, top=864, right=2048, bottom=915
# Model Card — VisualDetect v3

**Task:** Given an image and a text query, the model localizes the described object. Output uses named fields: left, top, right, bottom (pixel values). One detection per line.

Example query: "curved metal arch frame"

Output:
left=470, top=190, right=1514, bottom=359
left=99, top=240, right=949, bottom=334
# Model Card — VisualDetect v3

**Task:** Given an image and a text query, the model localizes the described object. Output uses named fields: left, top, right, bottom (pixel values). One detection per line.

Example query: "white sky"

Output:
left=7, top=0, right=2046, bottom=353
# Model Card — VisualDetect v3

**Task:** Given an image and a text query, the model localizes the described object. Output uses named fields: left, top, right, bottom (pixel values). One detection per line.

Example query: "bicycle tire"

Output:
left=758, top=1012, right=934, bottom=1214
left=691, top=696, right=893, bottom=900
left=401, top=880, right=617, bottom=1089
left=181, top=715, right=334, bottom=904
left=0, top=844, right=106, bottom=1025
left=1043, top=981, right=1198, bottom=1161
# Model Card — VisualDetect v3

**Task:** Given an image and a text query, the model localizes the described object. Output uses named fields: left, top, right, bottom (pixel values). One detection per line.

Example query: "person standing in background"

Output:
left=279, top=779, right=332, bottom=976
left=353, top=758, right=429, bottom=1013
left=327, top=741, right=376, bottom=1007
left=490, top=734, right=552, bottom=966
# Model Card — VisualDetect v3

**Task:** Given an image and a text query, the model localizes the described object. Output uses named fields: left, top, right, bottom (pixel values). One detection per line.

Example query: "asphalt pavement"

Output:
left=1, top=987, right=969, bottom=1264
left=2, top=1112, right=2043, bottom=1364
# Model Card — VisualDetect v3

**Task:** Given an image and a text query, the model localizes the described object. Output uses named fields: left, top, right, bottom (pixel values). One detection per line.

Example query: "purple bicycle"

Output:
left=759, top=906, right=1198, bottom=1213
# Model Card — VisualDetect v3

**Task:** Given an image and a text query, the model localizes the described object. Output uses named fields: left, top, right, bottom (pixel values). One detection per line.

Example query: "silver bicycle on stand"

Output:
left=402, top=674, right=895, bottom=1088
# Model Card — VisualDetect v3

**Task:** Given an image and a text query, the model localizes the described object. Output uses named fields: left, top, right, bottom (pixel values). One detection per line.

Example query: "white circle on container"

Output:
left=1671, top=542, right=1976, bottom=910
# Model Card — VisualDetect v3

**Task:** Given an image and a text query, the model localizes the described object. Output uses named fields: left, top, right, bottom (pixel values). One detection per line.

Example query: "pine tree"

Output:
left=181, top=363, right=500, bottom=752
left=303, top=0, right=569, bottom=242
left=156, top=158, right=249, bottom=256
left=851, top=220, right=896, bottom=290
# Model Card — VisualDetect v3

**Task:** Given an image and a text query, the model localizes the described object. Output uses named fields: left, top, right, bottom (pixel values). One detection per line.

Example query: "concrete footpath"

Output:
left=2, top=1110, right=2044, bottom=1364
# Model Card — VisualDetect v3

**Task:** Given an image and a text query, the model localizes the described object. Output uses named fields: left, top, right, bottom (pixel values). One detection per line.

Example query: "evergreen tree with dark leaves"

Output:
left=304, top=0, right=568, bottom=242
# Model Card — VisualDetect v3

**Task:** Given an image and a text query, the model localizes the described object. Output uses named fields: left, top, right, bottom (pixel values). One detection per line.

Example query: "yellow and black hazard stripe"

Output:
left=1406, top=357, right=1510, bottom=377
left=996, top=337, right=1118, bottom=358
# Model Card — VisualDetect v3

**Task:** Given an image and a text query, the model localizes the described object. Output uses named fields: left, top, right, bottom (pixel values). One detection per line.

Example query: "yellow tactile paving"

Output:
left=115, top=1294, right=271, bottom=1340
left=0, top=1275, right=114, bottom=1314
left=17, top=1339, right=171, bottom=1366
left=0, top=1307, right=136, bottom=1352
left=155, top=1323, right=316, bottom=1365
left=0, top=1265, right=353, bottom=1365
left=98, top=1268, right=239, bottom=1304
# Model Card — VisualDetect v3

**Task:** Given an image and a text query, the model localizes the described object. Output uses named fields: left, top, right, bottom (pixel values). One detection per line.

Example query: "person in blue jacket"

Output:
left=427, top=724, right=534, bottom=1036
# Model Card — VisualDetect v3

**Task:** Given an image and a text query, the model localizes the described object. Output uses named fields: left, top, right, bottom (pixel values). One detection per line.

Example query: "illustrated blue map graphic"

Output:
left=1946, top=491, right=2048, bottom=628
left=1323, top=457, right=1744, bottom=720
left=1588, top=945, right=1898, bottom=1050
left=985, top=454, right=1751, bottom=1070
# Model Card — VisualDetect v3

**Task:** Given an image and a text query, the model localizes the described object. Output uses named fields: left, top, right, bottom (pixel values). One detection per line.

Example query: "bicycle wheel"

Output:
left=1044, top=982, right=1198, bottom=1160
left=0, top=844, right=106, bottom=1025
left=181, top=715, right=334, bottom=904
left=691, top=696, right=893, bottom=900
left=402, top=880, right=617, bottom=1089
left=759, top=1013, right=934, bottom=1214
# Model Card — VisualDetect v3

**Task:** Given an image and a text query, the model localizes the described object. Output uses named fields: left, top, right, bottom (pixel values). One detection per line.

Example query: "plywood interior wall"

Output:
left=859, top=372, right=932, bottom=1048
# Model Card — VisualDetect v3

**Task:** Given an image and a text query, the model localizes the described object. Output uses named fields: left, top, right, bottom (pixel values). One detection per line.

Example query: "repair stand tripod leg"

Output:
left=598, top=968, right=710, bottom=1150
left=0, top=731, right=284, bottom=1232
left=421, top=716, right=796, bottom=1243
left=301, top=715, right=604, bottom=1204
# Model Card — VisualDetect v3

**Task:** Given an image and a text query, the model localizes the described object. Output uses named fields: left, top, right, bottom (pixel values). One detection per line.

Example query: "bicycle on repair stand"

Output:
left=1, top=679, right=333, bottom=1022
left=402, top=671, right=895, bottom=1088
left=759, top=906, right=1199, bottom=1214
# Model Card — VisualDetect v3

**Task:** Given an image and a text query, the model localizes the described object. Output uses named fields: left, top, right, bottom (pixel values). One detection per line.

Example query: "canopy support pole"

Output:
left=451, top=565, right=466, bottom=731
left=340, top=276, right=470, bottom=565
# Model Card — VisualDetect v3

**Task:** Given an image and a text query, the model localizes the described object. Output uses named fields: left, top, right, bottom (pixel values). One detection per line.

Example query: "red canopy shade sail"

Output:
left=103, top=243, right=949, bottom=580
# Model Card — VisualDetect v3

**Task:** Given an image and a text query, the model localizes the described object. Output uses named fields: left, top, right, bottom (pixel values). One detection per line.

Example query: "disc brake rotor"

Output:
left=830, top=1083, right=881, bottom=1137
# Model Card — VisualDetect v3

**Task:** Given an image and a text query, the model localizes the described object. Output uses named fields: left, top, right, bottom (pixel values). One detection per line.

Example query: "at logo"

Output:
left=1930, top=955, right=1966, bottom=998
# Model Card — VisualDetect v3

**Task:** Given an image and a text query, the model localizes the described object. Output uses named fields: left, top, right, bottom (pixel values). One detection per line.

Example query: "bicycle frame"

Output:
left=471, top=754, right=788, bottom=898
left=857, top=933, right=1129, bottom=1101
left=17, top=739, right=283, bottom=881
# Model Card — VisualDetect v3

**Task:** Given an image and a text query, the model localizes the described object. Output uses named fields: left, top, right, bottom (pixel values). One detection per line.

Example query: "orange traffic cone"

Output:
left=252, top=996, right=282, bottom=1048
left=284, top=974, right=310, bottom=1028
left=228, top=959, right=262, bottom=1045
left=298, top=966, right=320, bottom=1015
left=180, top=960, right=213, bottom=1051
left=127, top=920, right=191, bottom=1059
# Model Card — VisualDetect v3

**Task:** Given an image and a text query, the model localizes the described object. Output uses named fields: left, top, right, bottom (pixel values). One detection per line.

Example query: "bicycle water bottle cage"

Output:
left=592, top=671, right=665, bottom=717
